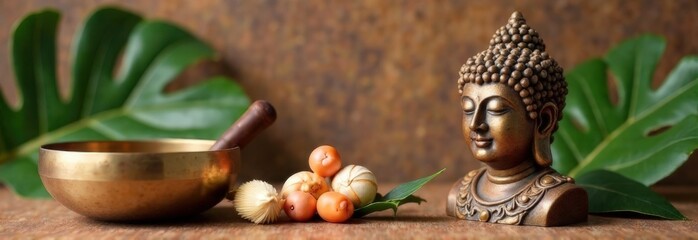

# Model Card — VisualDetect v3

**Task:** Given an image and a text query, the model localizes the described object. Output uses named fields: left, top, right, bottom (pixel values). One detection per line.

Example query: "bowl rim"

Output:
left=38, top=138, right=241, bottom=181
left=40, top=138, right=241, bottom=154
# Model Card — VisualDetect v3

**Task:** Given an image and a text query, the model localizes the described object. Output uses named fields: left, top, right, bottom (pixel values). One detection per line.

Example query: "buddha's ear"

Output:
left=534, top=102, right=558, bottom=167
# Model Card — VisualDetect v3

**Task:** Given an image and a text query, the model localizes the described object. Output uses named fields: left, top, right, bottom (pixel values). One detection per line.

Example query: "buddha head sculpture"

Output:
left=446, top=12, right=587, bottom=227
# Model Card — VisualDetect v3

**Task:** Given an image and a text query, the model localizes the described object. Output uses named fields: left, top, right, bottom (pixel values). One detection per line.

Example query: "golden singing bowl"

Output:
left=38, top=139, right=240, bottom=221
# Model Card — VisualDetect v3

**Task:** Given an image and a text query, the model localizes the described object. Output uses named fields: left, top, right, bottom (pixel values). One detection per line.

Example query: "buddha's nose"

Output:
left=467, top=106, right=489, bottom=132
left=469, top=121, right=489, bottom=132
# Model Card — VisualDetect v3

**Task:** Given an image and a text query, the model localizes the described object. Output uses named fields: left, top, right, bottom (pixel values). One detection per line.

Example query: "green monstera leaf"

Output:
left=552, top=35, right=697, bottom=219
left=0, top=7, right=249, bottom=198
left=576, top=170, right=686, bottom=220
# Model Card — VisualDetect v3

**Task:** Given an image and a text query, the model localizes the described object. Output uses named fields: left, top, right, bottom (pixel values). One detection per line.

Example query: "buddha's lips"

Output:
left=471, top=136, right=493, bottom=148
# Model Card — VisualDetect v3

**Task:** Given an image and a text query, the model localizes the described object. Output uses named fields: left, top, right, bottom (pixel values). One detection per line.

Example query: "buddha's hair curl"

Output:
left=457, top=12, right=567, bottom=126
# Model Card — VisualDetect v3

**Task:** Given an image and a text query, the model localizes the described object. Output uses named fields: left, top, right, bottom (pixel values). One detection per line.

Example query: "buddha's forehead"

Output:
left=461, top=83, right=521, bottom=105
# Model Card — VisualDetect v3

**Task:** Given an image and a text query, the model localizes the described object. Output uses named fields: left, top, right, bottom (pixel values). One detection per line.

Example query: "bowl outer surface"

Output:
left=38, top=139, right=241, bottom=221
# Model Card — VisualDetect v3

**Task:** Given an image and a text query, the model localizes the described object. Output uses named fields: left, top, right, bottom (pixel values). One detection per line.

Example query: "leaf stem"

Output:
left=0, top=108, right=123, bottom=165
left=0, top=97, right=242, bottom=165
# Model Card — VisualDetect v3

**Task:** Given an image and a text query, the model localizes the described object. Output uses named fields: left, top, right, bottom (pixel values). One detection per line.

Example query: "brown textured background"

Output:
left=1, top=0, right=696, bottom=184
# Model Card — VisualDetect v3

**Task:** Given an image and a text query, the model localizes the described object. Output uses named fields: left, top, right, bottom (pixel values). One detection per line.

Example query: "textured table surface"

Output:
left=1, top=183, right=697, bottom=239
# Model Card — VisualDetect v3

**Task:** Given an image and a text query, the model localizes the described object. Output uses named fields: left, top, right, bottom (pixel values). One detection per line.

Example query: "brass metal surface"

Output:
left=39, top=139, right=240, bottom=221
left=446, top=12, right=587, bottom=226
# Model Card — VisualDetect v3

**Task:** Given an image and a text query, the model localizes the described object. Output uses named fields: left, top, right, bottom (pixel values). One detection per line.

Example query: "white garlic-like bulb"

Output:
left=280, top=171, right=329, bottom=199
left=233, top=180, right=282, bottom=224
left=331, top=165, right=378, bottom=208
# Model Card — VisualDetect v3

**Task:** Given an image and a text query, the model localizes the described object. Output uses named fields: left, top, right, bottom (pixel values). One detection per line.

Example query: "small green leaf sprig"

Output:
left=353, top=168, right=445, bottom=218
